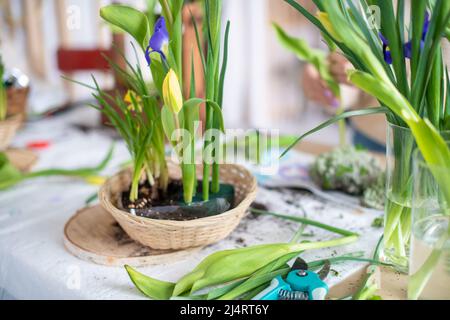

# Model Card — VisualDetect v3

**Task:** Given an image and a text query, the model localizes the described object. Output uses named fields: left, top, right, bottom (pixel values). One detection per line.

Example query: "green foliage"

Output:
left=273, top=23, right=339, bottom=97
left=81, top=56, right=165, bottom=201
left=125, top=265, right=175, bottom=300
left=97, top=1, right=229, bottom=205
left=282, top=0, right=450, bottom=298
left=192, top=1, right=230, bottom=199
left=280, top=107, right=388, bottom=157
left=100, top=5, right=150, bottom=50
left=0, top=146, right=114, bottom=190
left=124, top=210, right=359, bottom=300
left=282, top=0, right=450, bottom=200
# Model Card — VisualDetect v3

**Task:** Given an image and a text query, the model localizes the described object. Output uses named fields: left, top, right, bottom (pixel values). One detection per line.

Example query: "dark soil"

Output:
left=120, top=180, right=235, bottom=221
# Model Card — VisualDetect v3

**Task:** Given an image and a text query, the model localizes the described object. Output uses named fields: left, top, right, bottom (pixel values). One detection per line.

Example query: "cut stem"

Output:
left=251, top=208, right=358, bottom=237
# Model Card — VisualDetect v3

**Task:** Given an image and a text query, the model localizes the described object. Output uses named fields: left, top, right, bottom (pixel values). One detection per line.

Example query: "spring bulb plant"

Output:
left=280, top=0, right=450, bottom=298
left=0, top=55, right=7, bottom=121
left=98, top=0, right=227, bottom=205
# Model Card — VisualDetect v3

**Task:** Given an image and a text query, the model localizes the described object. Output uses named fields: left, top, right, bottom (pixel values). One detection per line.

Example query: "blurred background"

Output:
left=0, top=0, right=357, bottom=146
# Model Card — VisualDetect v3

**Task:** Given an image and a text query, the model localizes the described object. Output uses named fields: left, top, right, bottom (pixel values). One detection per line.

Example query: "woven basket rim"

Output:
left=99, top=163, right=257, bottom=227
left=0, top=113, right=23, bottom=124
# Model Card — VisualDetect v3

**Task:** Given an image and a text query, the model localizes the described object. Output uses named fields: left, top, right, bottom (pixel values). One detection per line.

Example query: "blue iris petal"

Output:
left=404, top=41, right=412, bottom=59
left=422, top=12, right=430, bottom=40
left=145, top=17, right=169, bottom=66
left=380, top=11, right=430, bottom=65
left=379, top=32, right=393, bottom=64
left=384, top=50, right=393, bottom=65
left=379, top=32, right=389, bottom=46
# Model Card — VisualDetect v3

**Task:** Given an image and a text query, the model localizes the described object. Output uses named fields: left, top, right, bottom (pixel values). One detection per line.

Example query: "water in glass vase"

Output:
left=408, top=215, right=450, bottom=300
left=383, top=197, right=412, bottom=274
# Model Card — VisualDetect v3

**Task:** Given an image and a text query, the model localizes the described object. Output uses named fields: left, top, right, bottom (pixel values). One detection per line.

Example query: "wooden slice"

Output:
left=6, top=148, right=38, bottom=172
left=64, top=205, right=202, bottom=267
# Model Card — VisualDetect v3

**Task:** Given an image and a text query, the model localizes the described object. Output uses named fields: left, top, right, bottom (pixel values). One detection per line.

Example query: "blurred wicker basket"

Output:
left=0, top=114, right=23, bottom=151
left=99, top=162, right=257, bottom=250
left=7, top=86, right=29, bottom=118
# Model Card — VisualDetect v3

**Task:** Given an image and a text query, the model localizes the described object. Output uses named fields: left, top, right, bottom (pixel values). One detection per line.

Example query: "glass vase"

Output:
left=383, top=122, right=416, bottom=273
left=407, top=148, right=450, bottom=300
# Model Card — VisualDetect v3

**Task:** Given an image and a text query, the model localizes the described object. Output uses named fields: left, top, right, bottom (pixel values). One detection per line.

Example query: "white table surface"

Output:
left=0, top=108, right=383, bottom=300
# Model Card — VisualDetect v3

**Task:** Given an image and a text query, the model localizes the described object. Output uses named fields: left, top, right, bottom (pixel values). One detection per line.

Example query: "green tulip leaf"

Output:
left=273, top=23, right=340, bottom=97
left=100, top=5, right=149, bottom=50
left=125, top=265, right=175, bottom=300
left=161, top=105, right=177, bottom=147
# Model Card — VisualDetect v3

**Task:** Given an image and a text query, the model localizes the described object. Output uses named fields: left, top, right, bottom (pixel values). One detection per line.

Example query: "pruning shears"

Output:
left=253, top=258, right=330, bottom=300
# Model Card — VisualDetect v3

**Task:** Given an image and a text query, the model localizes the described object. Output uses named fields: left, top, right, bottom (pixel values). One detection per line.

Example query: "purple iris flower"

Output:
left=404, top=11, right=430, bottom=59
left=379, top=32, right=393, bottom=64
left=380, top=12, right=430, bottom=64
left=145, top=17, right=169, bottom=66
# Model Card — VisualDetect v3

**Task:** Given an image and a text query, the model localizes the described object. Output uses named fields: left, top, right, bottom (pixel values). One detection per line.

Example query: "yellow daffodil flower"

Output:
left=124, top=90, right=142, bottom=112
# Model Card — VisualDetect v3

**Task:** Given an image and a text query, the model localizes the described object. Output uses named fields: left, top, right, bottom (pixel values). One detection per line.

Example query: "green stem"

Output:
left=211, top=113, right=222, bottom=194
left=337, top=105, right=347, bottom=147
left=250, top=208, right=358, bottom=237
left=384, top=201, right=405, bottom=246
left=308, top=256, right=393, bottom=270
left=211, top=163, right=220, bottom=193
left=290, top=223, right=308, bottom=243
left=159, top=0, right=173, bottom=26
left=202, top=104, right=214, bottom=201
left=408, top=230, right=448, bottom=300
left=130, top=168, right=142, bottom=202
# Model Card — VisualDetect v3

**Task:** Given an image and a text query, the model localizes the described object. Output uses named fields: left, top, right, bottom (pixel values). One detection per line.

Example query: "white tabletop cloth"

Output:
left=0, top=108, right=383, bottom=300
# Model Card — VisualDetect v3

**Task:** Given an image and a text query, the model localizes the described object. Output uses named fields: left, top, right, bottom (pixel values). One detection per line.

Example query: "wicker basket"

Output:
left=7, top=86, right=29, bottom=118
left=0, top=114, right=23, bottom=151
left=99, top=162, right=258, bottom=250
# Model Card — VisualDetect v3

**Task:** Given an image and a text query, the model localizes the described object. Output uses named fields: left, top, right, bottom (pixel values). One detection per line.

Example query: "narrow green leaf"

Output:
left=284, top=0, right=366, bottom=71
left=410, top=0, right=426, bottom=79
left=280, top=107, right=388, bottom=158
left=206, top=100, right=225, bottom=133
left=218, top=21, right=231, bottom=106
left=426, top=47, right=443, bottom=126
left=251, top=208, right=358, bottom=237
left=377, top=0, right=409, bottom=97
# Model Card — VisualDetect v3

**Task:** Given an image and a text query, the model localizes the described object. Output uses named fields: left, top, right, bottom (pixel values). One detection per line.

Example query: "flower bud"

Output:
left=162, top=69, right=183, bottom=115
left=316, top=12, right=343, bottom=42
